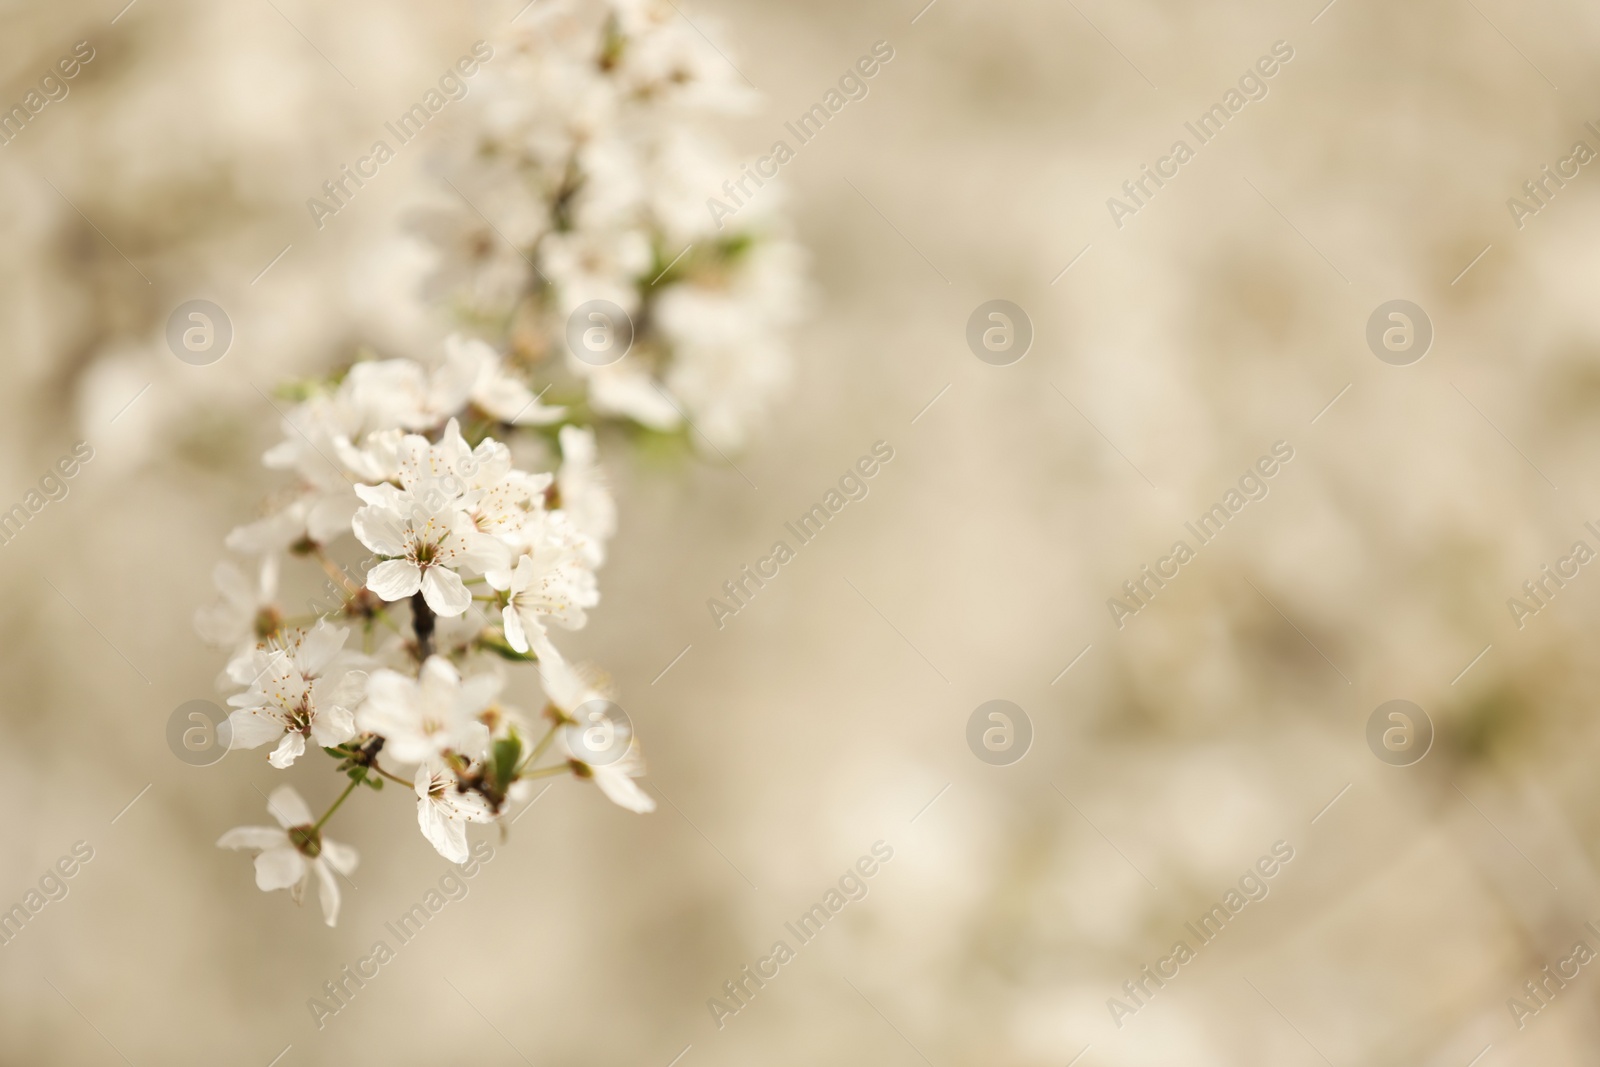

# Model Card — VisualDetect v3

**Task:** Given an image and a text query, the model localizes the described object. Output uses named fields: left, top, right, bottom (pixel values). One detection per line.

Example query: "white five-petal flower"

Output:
left=216, top=785, right=359, bottom=926
left=226, top=622, right=367, bottom=768
left=352, top=486, right=508, bottom=616
left=358, top=656, right=499, bottom=764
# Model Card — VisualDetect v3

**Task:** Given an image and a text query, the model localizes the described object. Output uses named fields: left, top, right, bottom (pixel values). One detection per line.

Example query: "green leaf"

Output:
left=492, top=736, right=522, bottom=789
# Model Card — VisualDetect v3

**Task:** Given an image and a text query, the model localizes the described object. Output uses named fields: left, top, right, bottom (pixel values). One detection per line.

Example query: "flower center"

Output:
left=288, top=825, right=323, bottom=858
left=254, top=606, right=283, bottom=640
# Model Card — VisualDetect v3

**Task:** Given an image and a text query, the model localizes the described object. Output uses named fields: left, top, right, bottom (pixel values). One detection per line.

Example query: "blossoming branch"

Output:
left=201, top=0, right=800, bottom=928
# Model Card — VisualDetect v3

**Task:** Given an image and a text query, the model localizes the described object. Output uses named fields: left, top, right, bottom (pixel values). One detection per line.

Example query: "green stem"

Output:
left=371, top=762, right=414, bottom=788
left=515, top=722, right=562, bottom=778
left=518, top=763, right=572, bottom=780
left=312, top=778, right=361, bottom=832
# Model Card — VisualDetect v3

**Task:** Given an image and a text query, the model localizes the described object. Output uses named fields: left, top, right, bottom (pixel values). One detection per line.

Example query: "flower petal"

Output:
left=254, top=846, right=306, bottom=892
left=453, top=721, right=492, bottom=761
left=418, top=655, right=462, bottom=691
left=307, top=491, right=359, bottom=544
left=456, top=530, right=512, bottom=575
left=217, top=826, right=287, bottom=850
left=352, top=505, right=409, bottom=557
left=353, top=481, right=405, bottom=509
left=193, top=563, right=251, bottom=645
left=594, top=768, right=656, bottom=813
left=310, top=702, right=357, bottom=747
left=421, top=566, right=471, bottom=617
left=226, top=708, right=287, bottom=751
left=367, top=559, right=423, bottom=602
left=417, top=796, right=470, bottom=864
left=313, top=858, right=342, bottom=926
left=213, top=560, right=253, bottom=607
left=314, top=669, right=368, bottom=712
left=226, top=503, right=307, bottom=554
left=357, top=669, right=420, bottom=738
left=508, top=555, right=535, bottom=594
left=266, top=784, right=314, bottom=828
left=502, top=605, right=529, bottom=654
left=458, top=671, right=504, bottom=717
left=226, top=647, right=274, bottom=687
left=258, top=554, right=280, bottom=599
left=538, top=651, right=598, bottom=713
left=268, top=732, right=306, bottom=769
left=320, top=838, right=359, bottom=876
left=296, top=621, right=350, bottom=676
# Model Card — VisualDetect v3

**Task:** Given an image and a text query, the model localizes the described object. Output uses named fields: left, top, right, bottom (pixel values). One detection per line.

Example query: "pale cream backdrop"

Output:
left=2, top=0, right=1600, bottom=1064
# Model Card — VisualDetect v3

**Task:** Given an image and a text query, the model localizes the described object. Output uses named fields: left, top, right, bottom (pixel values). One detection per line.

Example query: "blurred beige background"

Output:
left=4, top=0, right=1600, bottom=1064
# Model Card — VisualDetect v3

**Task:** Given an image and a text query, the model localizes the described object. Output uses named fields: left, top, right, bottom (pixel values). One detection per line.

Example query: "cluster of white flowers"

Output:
left=416, top=0, right=805, bottom=453
left=202, top=1, right=800, bottom=928
left=203, top=336, right=650, bottom=926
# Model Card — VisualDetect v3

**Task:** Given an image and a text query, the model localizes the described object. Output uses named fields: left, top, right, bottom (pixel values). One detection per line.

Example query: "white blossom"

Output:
left=352, top=481, right=509, bottom=616
left=582, top=742, right=655, bottom=814
left=216, top=785, right=358, bottom=927
left=196, top=2, right=798, bottom=922
left=358, top=656, right=497, bottom=765
left=194, top=556, right=281, bottom=650
left=496, top=521, right=599, bottom=656
left=226, top=397, right=362, bottom=552
left=541, top=654, right=655, bottom=814
left=225, top=622, right=367, bottom=768
left=419, top=2, right=801, bottom=452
